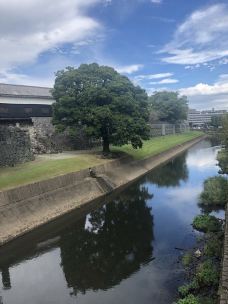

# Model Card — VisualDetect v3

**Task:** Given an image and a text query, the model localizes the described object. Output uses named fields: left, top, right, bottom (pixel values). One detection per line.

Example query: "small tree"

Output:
left=52, top=64, right=150, bottom=154
left=149, top=91, right=188, bottom=124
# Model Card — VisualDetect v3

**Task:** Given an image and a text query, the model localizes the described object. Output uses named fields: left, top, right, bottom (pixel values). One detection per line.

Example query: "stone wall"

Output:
left=28, top=117, right=62, bottom=154
left=0, top=126, right=34, bottom=167
left=27, top=117, right=101, bottom=154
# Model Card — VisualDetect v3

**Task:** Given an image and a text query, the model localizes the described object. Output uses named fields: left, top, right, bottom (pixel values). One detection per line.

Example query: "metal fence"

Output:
left=150, top=123, right=190, bottom=137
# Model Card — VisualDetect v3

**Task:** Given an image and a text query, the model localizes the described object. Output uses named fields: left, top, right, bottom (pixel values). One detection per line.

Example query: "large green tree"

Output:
left=148, top=91, right=188, bottom=124
left=52, top=63, right=150, bottom=154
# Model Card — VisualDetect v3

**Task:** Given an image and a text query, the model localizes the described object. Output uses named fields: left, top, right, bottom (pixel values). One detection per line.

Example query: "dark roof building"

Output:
left=0, top=83, right=55, bottom=120
left=0, top=83, right=53, bottom=100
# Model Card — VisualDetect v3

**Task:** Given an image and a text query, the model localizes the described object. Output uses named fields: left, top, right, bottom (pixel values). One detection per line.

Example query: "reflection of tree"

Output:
left=198, top=202, right=225, bottom=214
left=1, top=267, right=11, bottom=290
left=145, top=153, right=188, bottom=187
left=59, top=185, right=154, bottom=295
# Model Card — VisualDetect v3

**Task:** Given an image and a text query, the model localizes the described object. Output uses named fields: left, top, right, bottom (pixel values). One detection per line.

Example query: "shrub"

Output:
left=200, top=176, right=228, bottom=207
left=178, top=284, right=192, bottom=297
left=196, top=260, right=219, bottom=287
left=204, top=235, right=223, bottom=258
left=176, top=294, right=199, bottom=304
left=217, top=150, right=228, bottom=175
left=199, top=297, right=216, bottom=304
left=192, top=215, right=222, bottom=233
left=182, top=253, right=193, bottom=267
left=178, top=280, right=199, bottom=297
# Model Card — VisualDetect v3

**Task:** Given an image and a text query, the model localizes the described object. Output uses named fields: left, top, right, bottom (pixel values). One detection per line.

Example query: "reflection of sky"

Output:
left=0, top=140, right=223, bottom=304
left=186, top=142, right=220, bottom=171
left=144, top=140, right=221, bottom=258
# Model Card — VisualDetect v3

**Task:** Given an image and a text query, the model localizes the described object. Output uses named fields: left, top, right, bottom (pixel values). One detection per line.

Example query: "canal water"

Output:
left=0, top=140, right=222, bottom=304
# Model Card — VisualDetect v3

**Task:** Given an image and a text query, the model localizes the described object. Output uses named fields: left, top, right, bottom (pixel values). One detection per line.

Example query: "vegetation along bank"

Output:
left=175, top=115, right=228, bottom=304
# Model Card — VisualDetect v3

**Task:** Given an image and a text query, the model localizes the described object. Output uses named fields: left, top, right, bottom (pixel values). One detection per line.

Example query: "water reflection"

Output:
left=145, top=153, right=188, bottom=187
left=0, top=140, right=222, bottom=304
left=186, top=140, right=220, bottom=170
left=1, top=268, right=11, bottom=290
left=60, top=185, right=154, bottom=295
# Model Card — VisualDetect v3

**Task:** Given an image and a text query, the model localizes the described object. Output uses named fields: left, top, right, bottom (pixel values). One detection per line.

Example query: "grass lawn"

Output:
left=0, top=131, right=203, bottom=191
left=0, top=154, right=108, bottom=191
left=111, top=131, right=204, bottom=160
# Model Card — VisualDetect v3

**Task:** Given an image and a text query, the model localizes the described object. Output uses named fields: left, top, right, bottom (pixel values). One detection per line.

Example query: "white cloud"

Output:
left=219, top=57, right=228, bottom=65
left=0, top=0, right=102, bottom=71
left=0, top=69, right=54, bottom=87
left=179, top=74, right=228, bottom=96
left=135, top=72, right=173, bottom=81
left=115, top=64, right=144, bottom=74
left=150, top=78, right=179, bottom=85
left=179, top=74, right=228, bottom=110
left=150, top=0, right=162, bottom=4
left=161, top=4, right=228, bottom=65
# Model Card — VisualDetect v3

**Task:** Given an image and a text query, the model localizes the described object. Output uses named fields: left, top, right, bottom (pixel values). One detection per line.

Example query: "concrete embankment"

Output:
left=0, top=135, right=206, bottom=246
left=220, top=205, right=228, bottom=304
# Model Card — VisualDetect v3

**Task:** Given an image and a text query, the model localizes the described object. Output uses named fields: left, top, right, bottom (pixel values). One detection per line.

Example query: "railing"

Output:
left=150, top=123, right=190, bottom=137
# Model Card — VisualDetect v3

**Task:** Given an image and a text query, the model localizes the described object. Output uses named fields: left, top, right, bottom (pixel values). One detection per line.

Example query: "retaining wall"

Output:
left=0, top=126, right=34, bottom=167
left=0, top=135, right=206, bottom=246
left=220, top=205, right=228, bottom=304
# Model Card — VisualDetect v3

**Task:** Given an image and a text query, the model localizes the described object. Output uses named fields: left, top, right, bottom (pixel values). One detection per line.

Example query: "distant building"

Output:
left=0, top=83, right=57, bottom=154
left=188, top=108, right=227, bottom=127
left=0, top=83, right=54, bottom=124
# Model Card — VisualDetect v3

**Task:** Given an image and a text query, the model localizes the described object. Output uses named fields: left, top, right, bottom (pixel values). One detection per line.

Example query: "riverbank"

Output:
left=0, top=134, right=205, bottom=246
left=220, top=205, right=228, bottom=304
left=0, top=132, right=203, bottom=191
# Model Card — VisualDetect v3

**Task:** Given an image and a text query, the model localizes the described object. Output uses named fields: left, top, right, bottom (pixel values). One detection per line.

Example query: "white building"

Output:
left=188, top=108, right=227, bottom=127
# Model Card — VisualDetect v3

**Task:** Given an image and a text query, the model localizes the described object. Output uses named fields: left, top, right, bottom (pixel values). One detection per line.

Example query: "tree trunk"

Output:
left=102, top=137, right=110, bottom=154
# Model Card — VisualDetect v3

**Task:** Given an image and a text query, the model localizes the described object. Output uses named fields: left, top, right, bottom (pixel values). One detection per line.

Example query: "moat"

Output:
left=0, top=140, right=222, bottom=304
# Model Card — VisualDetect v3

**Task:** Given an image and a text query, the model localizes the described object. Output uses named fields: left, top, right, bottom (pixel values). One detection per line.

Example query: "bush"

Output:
left=192, top=215, right=222, bottom=233
left=217, top=150, right=228, bottom=175
left=196, top=260, right=219, bottom=287
left=200, top=176, right=228, bottom=207
left=178, top=280, right=199, bottom=297
left=178, top=284, right=192, bottom=297
left=204, top=235, right=223, bottom=258
left=176, top=294, right=199, bottom=304
left=199, top=297, right=216, bottom=304
left=182, top=253, right=193, bottom=267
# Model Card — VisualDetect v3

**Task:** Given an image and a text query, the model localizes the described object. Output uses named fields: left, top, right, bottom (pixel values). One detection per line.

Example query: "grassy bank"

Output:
left=0, top=131, right=203, bottom=191
left=0, top=154, right=108, bottom=191
left=112, top=131, right=204, bottom=160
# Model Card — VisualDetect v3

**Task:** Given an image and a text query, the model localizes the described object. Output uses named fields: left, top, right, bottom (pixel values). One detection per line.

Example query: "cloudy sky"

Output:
left=0, top=0, right=228, bottom=110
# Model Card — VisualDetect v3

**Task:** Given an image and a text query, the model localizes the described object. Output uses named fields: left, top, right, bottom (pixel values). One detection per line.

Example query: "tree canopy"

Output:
left=148, top=91, right=188, bottom=124
left=52, top=63, right=150, bottom=153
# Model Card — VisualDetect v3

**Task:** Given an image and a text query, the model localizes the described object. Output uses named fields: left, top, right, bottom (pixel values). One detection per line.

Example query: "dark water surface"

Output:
left=0, top=140, right=222, bottom=304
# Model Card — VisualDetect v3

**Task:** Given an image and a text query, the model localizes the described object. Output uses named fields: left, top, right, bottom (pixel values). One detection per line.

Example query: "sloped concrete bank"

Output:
left=220, top=205, right=228, bottom=304
left=0, top=135, right=206, bottom=246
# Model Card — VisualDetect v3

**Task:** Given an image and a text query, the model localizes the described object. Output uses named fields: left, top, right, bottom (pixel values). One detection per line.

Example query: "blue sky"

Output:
left=0, top=0, right=228, bottom=110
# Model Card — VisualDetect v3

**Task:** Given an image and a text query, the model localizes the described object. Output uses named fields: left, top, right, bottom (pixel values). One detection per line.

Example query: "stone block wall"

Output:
left=28, top=117, right=100, bottom=153
left=0, top=126, right=34, bottom=167
left=28, top=117, right=62, bottom=154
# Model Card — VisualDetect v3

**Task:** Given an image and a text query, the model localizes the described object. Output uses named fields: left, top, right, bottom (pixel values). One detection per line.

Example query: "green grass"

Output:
left=112, top=131, right=204, bottom=160
left=0, top=155, right=107, bottom=190
left=0, top=131, right=203, bottom=191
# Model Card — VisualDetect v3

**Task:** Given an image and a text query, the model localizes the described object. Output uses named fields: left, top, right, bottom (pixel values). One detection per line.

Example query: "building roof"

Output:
left=0, top=83, right=53, bottom=99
